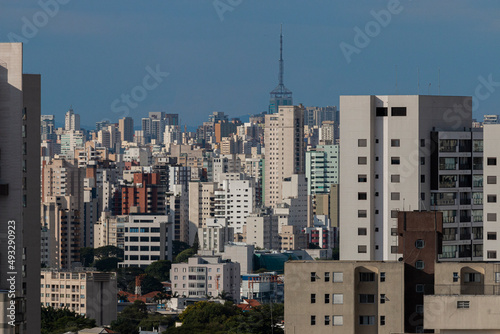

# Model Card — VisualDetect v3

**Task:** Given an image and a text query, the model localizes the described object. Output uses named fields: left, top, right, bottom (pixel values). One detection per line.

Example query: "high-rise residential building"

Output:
left=483, top=124, right=500, bottom=261
left=304, top=106, right=338, bottom=127
left=306, top=144, right=339, bottom=195
left=264, top=105, right=305, bottom=208
left=208, top=111, right=227, bottom=124
left=120, top=214, right=173, bottom=268
left=41, top=115, right=56, bottom=141
left=269, top=26, right=292, bottom=114
left=64, top=107, right=80, bottom=131
left=244, top=208, right=279, bottom=250
left=199, top=218, right=234, bottom=254
left=284, top=261, right=405, bottom=334
left=118, top=116, right=134, bottom=142
left=95, top=119, right=110, bottom=132
left=60, top=130, right=85, bottom=160
left=188, top=181, right=217, bottom=244
left=0, top=43, right=41, bottom=334
left=430, top=130, right=484, bottom=261
left=339, top=95, right=472, bottom=261
left=121, top=173, right=165, bottom=215
left=40, top=269, right=117, bottom=326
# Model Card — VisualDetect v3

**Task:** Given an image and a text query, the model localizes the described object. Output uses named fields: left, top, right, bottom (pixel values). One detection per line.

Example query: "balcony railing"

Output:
left=431, top=284, right=500, bottom=295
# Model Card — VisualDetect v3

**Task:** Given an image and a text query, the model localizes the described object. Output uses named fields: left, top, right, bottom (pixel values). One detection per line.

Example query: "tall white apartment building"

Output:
left=121, top=214, right=173, bottom=268
left=214, top=178, right=255, bottom=235
left=199, top=218, right=234, bottom=254
left=339, top=95, right=472, bottom=261
left=483, top=124, right=500, bottom=260
left=64, top=108, right=80, bottom=131
left=264, top=105, right=305, bottom=208
left=60, top=130, right=85, bottom=160
left=188, top=181, right=217, bottom=244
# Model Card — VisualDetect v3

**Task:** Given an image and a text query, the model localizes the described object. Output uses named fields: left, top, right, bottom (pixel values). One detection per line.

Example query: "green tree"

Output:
left=110, top=300, right=148, bottom=334
left=41, top=306, right=96, bottom=334
left=116, top=267, right=145, bottom=292
left=94, top=245, right=124, bottom=260
left=141, top=274, right=164, bottom=294
left=174, top=247, right=197, bottom=263
left=80, top=247, right=94, bottom=267
left=93, top=257, right=119, bottom=271
left=138, top=313, right=175, bottom=332
left=172, top=241, right=191, bottom=257
left=145, top=260, right=171, bottom=281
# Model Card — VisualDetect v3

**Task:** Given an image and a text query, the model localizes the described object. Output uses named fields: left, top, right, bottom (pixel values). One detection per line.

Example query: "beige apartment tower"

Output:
left=285, top=261, right=404, bottom=334
left=264, top=105, right=305, bottom=207
left=339, top=95, right=472, bottom=261
left=0, top=43, right=41, bottom=334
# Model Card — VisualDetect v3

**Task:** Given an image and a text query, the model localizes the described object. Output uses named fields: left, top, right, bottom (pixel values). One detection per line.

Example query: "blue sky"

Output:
left=2, top=0, right=500, bottom=128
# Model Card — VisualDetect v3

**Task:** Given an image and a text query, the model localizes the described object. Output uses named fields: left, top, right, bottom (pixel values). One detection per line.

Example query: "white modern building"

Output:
left=121, top=214, right=173, bottom=268
left=339, top=95, right=472, bottom=261
left=64, top=108, right=80, bottom=131
left=199, top=218, right=234, bottom=254
left=483, top=124, right=500, bottom=260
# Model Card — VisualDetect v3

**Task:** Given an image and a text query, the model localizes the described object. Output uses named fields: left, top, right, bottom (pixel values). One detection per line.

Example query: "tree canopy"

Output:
left=41, top=306, right=96, bottom=334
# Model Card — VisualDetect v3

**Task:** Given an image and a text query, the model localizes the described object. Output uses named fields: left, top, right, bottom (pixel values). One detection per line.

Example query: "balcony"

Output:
left=460, top=216, right=471, bottom=223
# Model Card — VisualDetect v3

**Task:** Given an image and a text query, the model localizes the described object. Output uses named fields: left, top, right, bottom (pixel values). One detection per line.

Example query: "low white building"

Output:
left=170, top=256, right=240, bottom=302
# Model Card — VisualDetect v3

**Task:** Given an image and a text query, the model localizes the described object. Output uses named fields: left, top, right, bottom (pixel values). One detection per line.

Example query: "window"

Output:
left=380, top=272, right=386, bottom=282
left=487, top=157, right=497, bottom=166
left=380, top=316, right=386, bottom=325
left=358, top=157, right=367, bottom=165
left=310, top=272, right=316, bottom=282
left=415, top=239, right=425, bottom=249
left=358, top=139, right=367, bottom=147
left=416, top=284, right=424, bottom=293
left=391, top=139, right=400, bottom=147
left=421, top=157, right=425, bottom=165
left=324, top=294, right=330, bottom=303
left=391, top=228, right=398, bottom=236
left=457, top=301, right=470, bottom=309
left=376, top=107, right=388, bottom=116
left=310, top=294, right=316, bottom=303
left=359, top=272, right=375, bottom=282
left=464, top=273, right=481, bottom=282
left=358, top=192, right=367, bottom=200
left=358, top=174, right=367, bottom=182
left=487, top=213, right=497, bottom=222
left=415, top=260, right=425, bottom=270
left=324, top=272, right=330, bottom=282
left=359, top=316, right=375, bottom=325
left=391, top=174, right=400, bottom=183
left=487, top=176, right=497, bottom=184
left=332, top=315, right=343, bottom=326
left=488, top=232, right=497, bottom=240
left=416, top=305, right=423, bottom=314
left=391, top=210, right=399, bottom=218
left=495, top=272, right=500, bottom=283
left=391, top=107, right=407, bottom=116
left=332, top=294, right=343, bottom=304
left=391, top=246, right=398, bottom=253
left=324, top=315, right=330, bottom=326
left=488, top=195, right=497, bottom=203
left=391, top=157, right=400, bottom=165
left=333, top=272, right=343, bottom=283
left=420, top=139, right=425, bottom=147
left=311, top=315, right=316, bottom=326
left=391, top=192, right=400, bottom=200
left=488, top=251, right=497, bottom=259
left=421, top=174, right=425, bottom=183
left=358, top=228, right=367, bottom=235
left=453, top=272, right=459, bottom=282
left=359, top=294, right=375, bottom=303
left=358, top=245, right=367, bottom=253
left=358, top=210, right=367, bottom=218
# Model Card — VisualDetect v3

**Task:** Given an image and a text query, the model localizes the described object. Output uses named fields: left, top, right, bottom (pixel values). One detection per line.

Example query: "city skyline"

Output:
left=3, top=1, right=500, bottom=127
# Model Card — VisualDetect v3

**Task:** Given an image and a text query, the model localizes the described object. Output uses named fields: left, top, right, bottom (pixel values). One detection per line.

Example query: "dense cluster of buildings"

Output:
left=2, top=29, right=500, bottom=334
